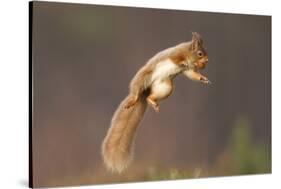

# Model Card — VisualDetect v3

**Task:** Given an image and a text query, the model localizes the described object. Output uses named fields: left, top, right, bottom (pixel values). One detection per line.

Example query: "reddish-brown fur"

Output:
left=101, top=32, right=210, bottom=173
left=170, top=50, right=189, bottom=65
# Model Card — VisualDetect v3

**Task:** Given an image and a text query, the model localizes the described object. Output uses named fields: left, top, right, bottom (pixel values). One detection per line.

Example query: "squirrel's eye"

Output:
left=197, top=51, right=203, bottom=57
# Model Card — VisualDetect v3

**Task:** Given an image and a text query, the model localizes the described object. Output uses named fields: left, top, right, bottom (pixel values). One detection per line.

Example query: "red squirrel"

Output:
left=101, top=32, right=211, bottom=173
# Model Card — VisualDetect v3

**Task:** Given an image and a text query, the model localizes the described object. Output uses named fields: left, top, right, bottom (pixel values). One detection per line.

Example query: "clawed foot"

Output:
left=147, top=97, right=160, bottom=113
left=200, top=76, right=212, bottom=85
left=151, top=104, right=160, bottom=113
left=124, top=96, right=138, bottom=109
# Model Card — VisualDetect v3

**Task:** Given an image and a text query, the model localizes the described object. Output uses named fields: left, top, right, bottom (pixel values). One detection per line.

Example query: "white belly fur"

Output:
left=150, top=59, right=180, bottom=100
left=151, top=80, right=173, bottom=99
left=151, top=59, right=181, bottom=82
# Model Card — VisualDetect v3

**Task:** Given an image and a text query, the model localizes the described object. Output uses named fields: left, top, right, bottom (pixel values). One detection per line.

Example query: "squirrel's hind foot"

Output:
left=124, top=95, right=138, bottom=109
left=146, top=96, right=160, bottom=113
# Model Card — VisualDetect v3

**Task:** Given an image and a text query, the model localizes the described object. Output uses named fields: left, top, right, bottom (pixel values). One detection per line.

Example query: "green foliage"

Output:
left=144, top=116, right=271, bottom=181
left=230, top=116, right=271, bottom=174
left=146, top=166, right=202, bottom=181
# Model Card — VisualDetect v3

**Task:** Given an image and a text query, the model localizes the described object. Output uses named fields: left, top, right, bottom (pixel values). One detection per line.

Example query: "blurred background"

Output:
left=31, top=1, right=271, bottom=187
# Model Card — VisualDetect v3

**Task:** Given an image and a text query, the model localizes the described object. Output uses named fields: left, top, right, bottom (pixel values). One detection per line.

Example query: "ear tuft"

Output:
left=191, top=32, right=203, bottom=50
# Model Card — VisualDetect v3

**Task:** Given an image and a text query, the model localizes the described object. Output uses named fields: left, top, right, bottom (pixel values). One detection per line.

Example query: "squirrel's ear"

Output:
left=191, top=32, right=203, bottom=51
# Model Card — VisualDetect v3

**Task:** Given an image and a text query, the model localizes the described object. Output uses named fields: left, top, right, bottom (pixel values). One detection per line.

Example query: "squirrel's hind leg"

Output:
left=124, top=95, right=138, bottom=109
left=125, top=70, right=150, bottom=109
left=146, top=95, right=160, bottom=113
left=147, top=79, right=173, bottom=112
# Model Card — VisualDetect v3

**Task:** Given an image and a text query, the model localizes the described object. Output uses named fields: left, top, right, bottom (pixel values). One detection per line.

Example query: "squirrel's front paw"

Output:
left=200, top=76, right=212, bottom=85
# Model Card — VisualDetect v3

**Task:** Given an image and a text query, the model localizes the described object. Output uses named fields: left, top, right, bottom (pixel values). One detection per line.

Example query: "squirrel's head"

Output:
left=188, top=32, right=208, bottom=69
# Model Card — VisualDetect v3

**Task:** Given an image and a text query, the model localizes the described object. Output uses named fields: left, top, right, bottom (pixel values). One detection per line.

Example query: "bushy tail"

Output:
left=101, top=94, right=147, bottom=173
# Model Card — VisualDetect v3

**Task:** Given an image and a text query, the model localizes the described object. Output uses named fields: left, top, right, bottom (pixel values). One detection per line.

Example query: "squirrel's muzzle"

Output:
left=195, top=58, right=208, bottom=69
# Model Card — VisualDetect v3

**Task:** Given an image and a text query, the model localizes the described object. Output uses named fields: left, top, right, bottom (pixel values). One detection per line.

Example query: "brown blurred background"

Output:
left=31, top=1, right=271, bottom=187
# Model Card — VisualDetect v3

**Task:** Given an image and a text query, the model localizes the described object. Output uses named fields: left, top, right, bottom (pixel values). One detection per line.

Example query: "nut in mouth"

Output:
left=195, top=58, right=208, bottom=69
left=195, top=61, right=206, bottom=69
